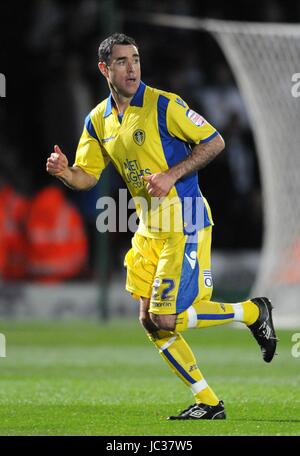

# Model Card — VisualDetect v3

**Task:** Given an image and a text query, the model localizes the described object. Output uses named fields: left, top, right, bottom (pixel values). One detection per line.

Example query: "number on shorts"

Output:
left=161, top=279, right=175, bottom=300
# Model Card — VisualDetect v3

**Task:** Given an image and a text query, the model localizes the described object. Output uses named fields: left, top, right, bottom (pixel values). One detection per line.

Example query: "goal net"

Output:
left=128, top=13, right=300, bottom=327
left=203, top=20, right=300, bottom=327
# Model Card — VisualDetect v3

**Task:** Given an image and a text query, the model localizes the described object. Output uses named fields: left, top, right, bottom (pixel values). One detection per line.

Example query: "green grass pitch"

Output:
left=0, top=319, right=299, bottom=436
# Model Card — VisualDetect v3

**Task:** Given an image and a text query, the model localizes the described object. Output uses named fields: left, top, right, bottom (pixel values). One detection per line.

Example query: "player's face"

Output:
left=103, top=44, right=141, bottom=98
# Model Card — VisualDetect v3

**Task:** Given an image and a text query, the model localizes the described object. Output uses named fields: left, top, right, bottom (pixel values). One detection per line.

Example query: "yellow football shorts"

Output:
left=124, top=226, right=213, bottom=315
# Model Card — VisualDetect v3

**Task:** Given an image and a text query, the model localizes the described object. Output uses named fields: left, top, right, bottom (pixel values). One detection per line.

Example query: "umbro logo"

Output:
left=190, top=408, right=207, bottom=418
left=259, top=322, right=272, bottom=339
left=185, top=251, right=197, bottom=270
left=102, top=135, right=116, bottom=143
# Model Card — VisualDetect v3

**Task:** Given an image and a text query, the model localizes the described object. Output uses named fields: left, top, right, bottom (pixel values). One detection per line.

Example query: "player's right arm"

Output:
left=46, top=145, right=98, bottom=191
left=47, top=110, right=109, bottom=190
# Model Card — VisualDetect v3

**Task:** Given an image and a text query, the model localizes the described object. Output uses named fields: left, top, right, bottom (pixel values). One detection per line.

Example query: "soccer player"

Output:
left=46, top=33, right=278, bottom=420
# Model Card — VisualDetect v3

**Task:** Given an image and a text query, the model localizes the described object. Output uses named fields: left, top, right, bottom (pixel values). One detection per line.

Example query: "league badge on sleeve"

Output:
left=186, top=109, right=206, bottom=127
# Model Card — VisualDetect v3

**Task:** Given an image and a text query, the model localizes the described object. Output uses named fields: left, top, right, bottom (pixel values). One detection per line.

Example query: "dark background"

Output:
left=0, top=0, right=299, bottom=279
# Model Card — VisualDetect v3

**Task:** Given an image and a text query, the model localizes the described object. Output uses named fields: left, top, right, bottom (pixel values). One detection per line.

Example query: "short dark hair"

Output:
left=98, top=33, right=138, bottom=64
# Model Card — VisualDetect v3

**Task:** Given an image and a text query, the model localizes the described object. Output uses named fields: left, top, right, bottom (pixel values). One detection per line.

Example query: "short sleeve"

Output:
left=74, top=114, right=110, bottom=180
left=166, top=97, right=219, bottom=144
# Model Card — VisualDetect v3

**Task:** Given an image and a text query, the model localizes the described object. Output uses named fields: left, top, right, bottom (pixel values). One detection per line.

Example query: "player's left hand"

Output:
left=142, top=172, right=176, bottom=197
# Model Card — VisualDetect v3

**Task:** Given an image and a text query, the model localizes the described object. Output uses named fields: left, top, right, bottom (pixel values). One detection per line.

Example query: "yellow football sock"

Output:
left=175, top=299, right=259, bottom=332
left=147, top=329, right=219, bottom=406
left=243, top=300, right=259, bottom=325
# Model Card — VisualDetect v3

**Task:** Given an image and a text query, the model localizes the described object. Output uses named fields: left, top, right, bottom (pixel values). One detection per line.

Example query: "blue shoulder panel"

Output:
left=85, top=114, right=98, bottom=140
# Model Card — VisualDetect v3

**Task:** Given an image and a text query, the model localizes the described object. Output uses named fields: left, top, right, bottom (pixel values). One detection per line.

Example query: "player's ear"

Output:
left=98, top=61, right=108, bottom=78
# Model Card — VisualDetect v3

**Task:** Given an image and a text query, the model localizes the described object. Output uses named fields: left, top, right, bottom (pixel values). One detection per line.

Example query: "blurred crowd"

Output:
left=0, top=0, right=298, bottom=282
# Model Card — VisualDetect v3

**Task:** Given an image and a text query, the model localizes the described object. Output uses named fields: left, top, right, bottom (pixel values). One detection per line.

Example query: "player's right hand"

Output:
left=46, top=145, right=69, bottom=176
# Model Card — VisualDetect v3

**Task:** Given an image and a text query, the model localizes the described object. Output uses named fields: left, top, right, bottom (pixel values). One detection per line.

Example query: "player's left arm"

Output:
left=144, top=98, right=224, bottom=197
left=168, top=133, right=224, bottom=181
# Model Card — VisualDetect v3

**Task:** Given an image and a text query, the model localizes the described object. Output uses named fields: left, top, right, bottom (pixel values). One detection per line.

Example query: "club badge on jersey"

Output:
left=133, top=129, right=146, bottom=145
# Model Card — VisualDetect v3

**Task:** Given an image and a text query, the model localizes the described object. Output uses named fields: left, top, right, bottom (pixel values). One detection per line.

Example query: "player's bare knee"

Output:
left=139, top=313, right=159, bottom=333
left=139, top=297, right=158, bottom=332
left=150, top=313, right=176, bottom=331
left=139, top=313, right=149, bottom=328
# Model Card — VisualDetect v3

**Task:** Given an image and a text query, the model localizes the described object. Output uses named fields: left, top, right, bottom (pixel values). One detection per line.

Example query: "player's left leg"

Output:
left=150, top=224, right=277, bottom=363
left=149, top=225, right=261, bottom=332
left=171, top=225, right=277, bottom=362
left=151, top=298, right=259, bottom=331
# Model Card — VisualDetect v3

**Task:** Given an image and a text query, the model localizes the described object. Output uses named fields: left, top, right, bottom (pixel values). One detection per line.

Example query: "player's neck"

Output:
left=111, top=89, right=133, bottom=115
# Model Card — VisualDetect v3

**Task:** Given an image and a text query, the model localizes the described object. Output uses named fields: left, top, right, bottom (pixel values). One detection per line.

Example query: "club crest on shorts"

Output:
left=186, top=109, right=206, bottom=127
left=133, top=129, right=145, bottom=145
left=151, top=278, right=161, bottom=299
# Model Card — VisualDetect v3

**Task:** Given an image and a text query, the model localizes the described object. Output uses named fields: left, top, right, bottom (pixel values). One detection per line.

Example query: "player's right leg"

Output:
left=139, top=297, right=225, bottom=420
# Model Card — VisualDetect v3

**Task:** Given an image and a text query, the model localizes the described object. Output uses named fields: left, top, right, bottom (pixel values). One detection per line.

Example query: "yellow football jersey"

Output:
left=74, top=82, right=218, bottom=238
